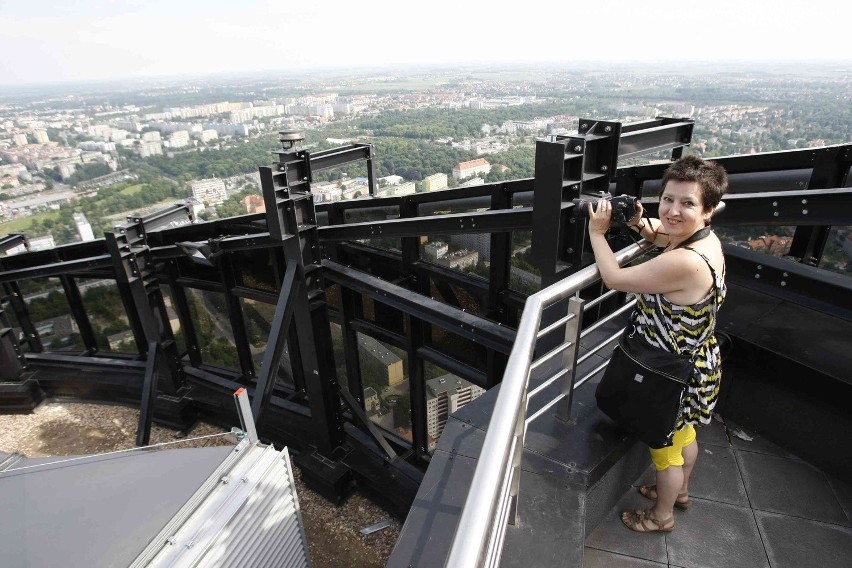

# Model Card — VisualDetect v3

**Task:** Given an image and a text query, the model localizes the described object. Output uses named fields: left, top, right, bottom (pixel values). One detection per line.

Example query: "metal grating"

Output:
left=134, top=440, right=311, bottom=568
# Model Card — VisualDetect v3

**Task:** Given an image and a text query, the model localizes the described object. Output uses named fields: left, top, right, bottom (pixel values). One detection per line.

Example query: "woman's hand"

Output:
left=588, top=198, right=612, bottom=235
left=627, top=201, right=645, bottom=227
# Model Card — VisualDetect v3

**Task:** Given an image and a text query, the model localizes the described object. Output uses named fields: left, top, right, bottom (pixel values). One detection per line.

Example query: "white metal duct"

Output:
left=133, top=440, right=311, bottom=568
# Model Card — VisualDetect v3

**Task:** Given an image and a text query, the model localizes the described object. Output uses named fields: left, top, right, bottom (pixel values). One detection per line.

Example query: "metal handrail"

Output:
left=444, top=240, right=651, bottom=568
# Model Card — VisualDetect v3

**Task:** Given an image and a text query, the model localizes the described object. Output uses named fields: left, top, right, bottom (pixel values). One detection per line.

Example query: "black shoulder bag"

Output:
left=595, top=227, right=715, bottom=449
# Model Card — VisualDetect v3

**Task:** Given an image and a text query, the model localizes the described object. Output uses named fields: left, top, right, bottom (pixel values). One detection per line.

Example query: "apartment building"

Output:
left=425, top=374, right=485, bottom=450
left=191, top=178, right=227, bottom=206
left=422, top=173, right=448, bottom=192
left=452, top=158, right=491, bottom=180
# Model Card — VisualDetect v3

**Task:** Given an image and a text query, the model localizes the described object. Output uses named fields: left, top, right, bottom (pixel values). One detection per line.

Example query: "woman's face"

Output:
left=659, top=180, right=709, bottom=240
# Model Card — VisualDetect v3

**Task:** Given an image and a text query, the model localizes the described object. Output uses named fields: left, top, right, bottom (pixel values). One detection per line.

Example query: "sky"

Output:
left=1, top=0, right=850, bottom=86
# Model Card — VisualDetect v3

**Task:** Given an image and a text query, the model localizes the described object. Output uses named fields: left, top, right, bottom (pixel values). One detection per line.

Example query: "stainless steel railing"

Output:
left=444, top=241, right=651, bottom=568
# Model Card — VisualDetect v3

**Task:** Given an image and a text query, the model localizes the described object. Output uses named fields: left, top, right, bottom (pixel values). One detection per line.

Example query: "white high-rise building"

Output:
left=191, top=178, right=227, bottom=207
left=33, top=130, right=50, bottom=144
left=168, top=130, right=191, bottom=148
left=73, top=213, right=95, bottom=242
left=425, top=374, right=485, bottom=450
left=139, top=141, right=163, bottom=158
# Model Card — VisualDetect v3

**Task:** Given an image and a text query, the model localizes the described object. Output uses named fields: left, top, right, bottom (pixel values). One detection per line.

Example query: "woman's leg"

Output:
left=624, top=425, right=702, bottom=531
left=680, top=438, right=698, bottom=496
left=652, top=464, right=683, bottom=520
left=640, top=425, right=696, bottom=506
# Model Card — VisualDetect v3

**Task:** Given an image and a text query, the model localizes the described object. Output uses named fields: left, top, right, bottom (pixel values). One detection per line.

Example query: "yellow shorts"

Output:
left=649, top=424, right=697, bottom=471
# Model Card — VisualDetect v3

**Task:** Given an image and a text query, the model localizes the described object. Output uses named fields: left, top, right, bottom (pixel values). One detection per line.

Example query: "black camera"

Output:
left=572, top=193, right=639, bottom=226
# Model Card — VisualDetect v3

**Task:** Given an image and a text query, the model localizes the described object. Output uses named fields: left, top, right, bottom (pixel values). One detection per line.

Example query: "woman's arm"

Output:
left=625, top=201, right=669, bottom=248
left=628, top=217, right=669, bottom=248
left=587, top=199, right=702, bottom=295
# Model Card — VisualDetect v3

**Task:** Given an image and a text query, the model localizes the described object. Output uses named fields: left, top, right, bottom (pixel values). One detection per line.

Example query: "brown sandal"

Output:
left=621, top=509, right=675, bottom=533
left=638, top=484, right=692, bottom=510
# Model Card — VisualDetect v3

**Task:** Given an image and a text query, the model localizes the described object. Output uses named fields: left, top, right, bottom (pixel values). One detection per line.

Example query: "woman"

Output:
left=587, top=155, right=728, bottom=533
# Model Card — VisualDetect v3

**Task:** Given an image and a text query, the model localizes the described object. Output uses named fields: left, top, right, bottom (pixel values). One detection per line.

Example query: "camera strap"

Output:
left=674, top=226, right=712, bottom=249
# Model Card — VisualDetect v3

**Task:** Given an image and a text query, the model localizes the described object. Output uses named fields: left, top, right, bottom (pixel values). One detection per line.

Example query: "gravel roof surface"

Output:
left=0, top=400, right=401, bottom=568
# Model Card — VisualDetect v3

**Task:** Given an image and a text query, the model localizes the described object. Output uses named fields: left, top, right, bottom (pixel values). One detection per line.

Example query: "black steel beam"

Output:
left=338, top=386, right=397, bottom=460
left=2, top=281, right=42, bottom=353
left=318, top=208, right=532, bottom=242
left=293, top=143, right=373, bottom=172
left=416, top=345, right=489, bottom=389
left=323, top=260, right=515, bottom=354
left=220, top=256, right=255, bottom=381
left=788, top=146, right=852, bottom=265
left=616, top=117, right=694, bottom=160
left=340, top=287, right=365, bottom=402
left=59, top=274, right=98, bottom=354
left=0, top=255, right=112, bottom=284
left=531, top=139, right=571, bottom=286
left=405, top=313, right=428, bottom=459
left=165, top=261, right=203, bottom=367
left=252, top=260, right=301, bottom=430
left=136, top=342, right=161, bottom=446
left=487, top=183, right=514, bottom=323
left=723, top=244, right=852, bottom=320
left=0, top=233, right=28, bottom=253
left=711, top=188, right=852, bottom=226
left=126, top=202, right=193, bottom=238
left=348, top=318, right=408, bottom=350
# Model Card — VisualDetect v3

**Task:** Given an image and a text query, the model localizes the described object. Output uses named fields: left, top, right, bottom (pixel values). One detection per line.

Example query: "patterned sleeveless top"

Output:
left=632, top=248, right=726, bottom=429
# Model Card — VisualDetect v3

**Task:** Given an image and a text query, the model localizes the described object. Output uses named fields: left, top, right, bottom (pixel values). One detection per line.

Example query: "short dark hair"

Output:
left=660, top=155, right=728, bottom=212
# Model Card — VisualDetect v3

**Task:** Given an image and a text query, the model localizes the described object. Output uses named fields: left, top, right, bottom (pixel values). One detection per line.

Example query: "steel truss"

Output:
left=0, top=119, right=849, bottom=514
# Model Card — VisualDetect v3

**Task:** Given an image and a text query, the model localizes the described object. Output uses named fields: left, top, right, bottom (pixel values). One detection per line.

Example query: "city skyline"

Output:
left=1, top=0, right=851, bottom=87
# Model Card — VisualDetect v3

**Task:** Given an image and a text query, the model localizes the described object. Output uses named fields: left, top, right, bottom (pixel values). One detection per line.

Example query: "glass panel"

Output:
left=357, top=237, right=402, bottom=252
left=23, top=277, right=86, bottom=352
left=420, top=233, right=489, bottom=283
left=358, top=332, right=411, bottom=444
left=325, top=283, right=342, bottom=313
left=343, top=205, right=400, bottom=224
left=426, top=327, right=488, bottom=374
left=232, top=249, right=277, bottom=293
left=241, top=298, right=273, bottom=370
left=77, top=278, right=133, bottom=353
left=509, top=229, right=541, bottom=294
left=329, top=322, right=347, bottom=390
left=186, top=288, right=240, bottom=371
left=423, top=362, right=486, bottom=453
left=312, top=163, right=373, bottom=203
left=715, top=225, right=795, bottom=257
left=159, top=285, right=185, bottom=354
left=821, top=226, right=852, bottom=277
left=427, top=278, right=485, bottom=317
left=344, top=205, right=401, bottom=252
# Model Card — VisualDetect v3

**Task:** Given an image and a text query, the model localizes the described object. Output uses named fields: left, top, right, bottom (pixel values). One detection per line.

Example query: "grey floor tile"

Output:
left=584, top=491, right=668, bottom=564
left=756, top=510, right=852, bottom=568
left=686, top=445, right=748, bottom=507
left=696, top=417, right=729, bottom=448
left=737, top=451, right=849, bottom=525
left=725, top=421, right=801, bottom=460
left=827, top=475, right=852, bottom=526
left=631, top=445, right=747, bottom=507
left=666, top=499, right=769, bottom=568
left=583, top=547, right=667, bottom=567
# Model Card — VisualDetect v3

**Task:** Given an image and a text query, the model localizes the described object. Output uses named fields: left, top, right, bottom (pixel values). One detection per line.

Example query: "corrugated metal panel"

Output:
left=134, top=441, right=311, bottom=568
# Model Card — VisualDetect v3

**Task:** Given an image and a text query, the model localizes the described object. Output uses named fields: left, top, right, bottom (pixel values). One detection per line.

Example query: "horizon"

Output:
left=2, top=58, right=850, bottom=95
left=2, top=0, right=851, bottom=88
